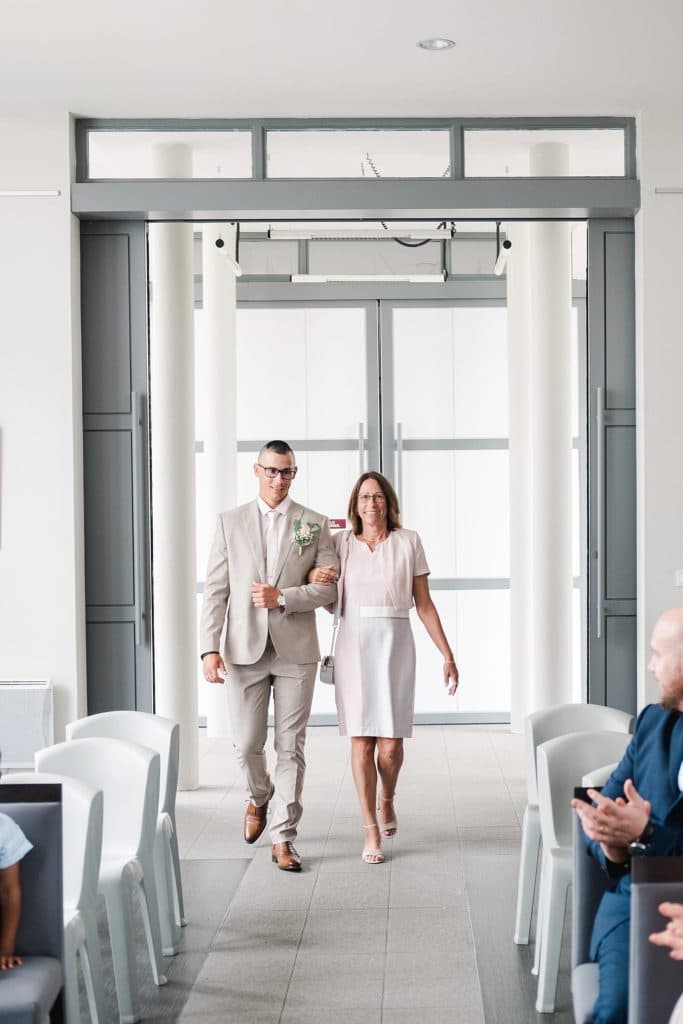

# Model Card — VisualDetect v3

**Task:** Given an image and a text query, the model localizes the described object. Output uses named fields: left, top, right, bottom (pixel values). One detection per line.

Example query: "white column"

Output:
left=507, top=224, right=533, bottom=731
left=200, top=224, right=238, bottom=737
left=149, top=143, right=199, bottom=789
left=528, top=143, right=574, bottom=709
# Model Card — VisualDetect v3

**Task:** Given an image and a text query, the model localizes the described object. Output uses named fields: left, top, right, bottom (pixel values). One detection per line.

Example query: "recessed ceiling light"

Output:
left=417, top=37, right=455, bottom=51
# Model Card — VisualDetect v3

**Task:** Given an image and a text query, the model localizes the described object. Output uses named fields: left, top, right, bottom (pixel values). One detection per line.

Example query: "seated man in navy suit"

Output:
left=572, top=606, right=683, bottom=1024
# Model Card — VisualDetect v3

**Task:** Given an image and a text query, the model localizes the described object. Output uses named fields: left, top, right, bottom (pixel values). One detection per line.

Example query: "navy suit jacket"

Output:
left=587, top=703, right=683, bottom=954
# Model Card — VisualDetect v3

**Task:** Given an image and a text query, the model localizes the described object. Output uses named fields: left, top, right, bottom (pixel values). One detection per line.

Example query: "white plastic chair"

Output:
left=514, top=703, right=633, bottom=947
left=5, top=772, right=105, bottom=1024
left=36, top=737, right=167, bottom=1024
left=66, top=711, right=185, bottom=955
left=581, top=761, right=618, bottom=788
left=534, top=728, right=632, bottom=1013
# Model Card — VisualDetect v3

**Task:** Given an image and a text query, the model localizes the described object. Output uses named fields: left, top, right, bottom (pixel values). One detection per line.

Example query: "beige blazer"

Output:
left=200, top=499, right=339, bottom=666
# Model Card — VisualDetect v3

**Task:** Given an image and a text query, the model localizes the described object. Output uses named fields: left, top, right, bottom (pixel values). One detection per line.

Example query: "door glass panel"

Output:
left=236, top=307, right=367, bottom=439
left=393, top=306, right=508, bottom=438
left=463, top=128, right=625, bottom=177
left=402, top=451, right=509, bottom=579
left=87, top=129, right=252, bottom=179
left=412, top=591, right=511, bottom=714
left=266, top=129, right=450, bottom=179
left=452, top=308, right=508, bottom=436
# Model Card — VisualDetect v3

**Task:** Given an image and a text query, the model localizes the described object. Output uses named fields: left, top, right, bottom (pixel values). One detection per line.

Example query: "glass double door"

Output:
left=232, top=299, right=512, bottom=721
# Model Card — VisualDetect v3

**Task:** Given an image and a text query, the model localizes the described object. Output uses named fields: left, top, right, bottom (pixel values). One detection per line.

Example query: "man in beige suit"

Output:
left=200, top=440, right=338, bottom=872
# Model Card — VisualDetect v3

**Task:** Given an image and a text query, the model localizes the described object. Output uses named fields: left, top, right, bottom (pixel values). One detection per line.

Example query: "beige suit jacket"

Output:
left=199, top=499, right=339, bottom=666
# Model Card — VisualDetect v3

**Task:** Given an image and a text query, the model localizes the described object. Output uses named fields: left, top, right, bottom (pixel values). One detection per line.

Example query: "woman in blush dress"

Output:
left=310, top=471, right=459, bottom=864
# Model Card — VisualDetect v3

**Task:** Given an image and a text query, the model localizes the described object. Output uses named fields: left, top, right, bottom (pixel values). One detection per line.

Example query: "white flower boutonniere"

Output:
left=293, top=518, right=321, bottom=555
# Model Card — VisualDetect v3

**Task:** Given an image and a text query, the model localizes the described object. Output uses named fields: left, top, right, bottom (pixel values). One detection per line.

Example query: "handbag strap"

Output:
left=328, top=530, right=352, bottom=657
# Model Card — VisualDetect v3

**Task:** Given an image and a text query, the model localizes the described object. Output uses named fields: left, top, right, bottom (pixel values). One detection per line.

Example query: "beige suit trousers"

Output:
left=226, top=639, right=317, bottom=842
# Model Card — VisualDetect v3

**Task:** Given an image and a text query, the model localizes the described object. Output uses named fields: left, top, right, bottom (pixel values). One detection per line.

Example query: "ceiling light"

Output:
left=291, top=274, right=446, bottom=284
left=0, top=189, right=61, bottom=198
left=269, top=226, right=451, bottom=241
left=417, top=37, right=455, bottom=51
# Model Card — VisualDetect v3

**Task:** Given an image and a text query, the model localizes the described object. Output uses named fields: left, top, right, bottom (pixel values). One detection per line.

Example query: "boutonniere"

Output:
left=293, top=518, right=320, bottom=555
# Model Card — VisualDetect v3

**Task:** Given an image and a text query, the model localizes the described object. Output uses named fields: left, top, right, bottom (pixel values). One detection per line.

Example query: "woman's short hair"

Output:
left=347, top=471, right=402, bottom=535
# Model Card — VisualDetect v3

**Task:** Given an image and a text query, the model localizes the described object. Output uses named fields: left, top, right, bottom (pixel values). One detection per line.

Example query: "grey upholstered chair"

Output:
left=0, top=782, right=64, bottom=1024
left=572, top=789, right=683, bottom=1024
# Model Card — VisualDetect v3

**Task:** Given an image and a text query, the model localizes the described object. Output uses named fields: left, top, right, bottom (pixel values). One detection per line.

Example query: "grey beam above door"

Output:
left=71, top=177, right=640, bottom=222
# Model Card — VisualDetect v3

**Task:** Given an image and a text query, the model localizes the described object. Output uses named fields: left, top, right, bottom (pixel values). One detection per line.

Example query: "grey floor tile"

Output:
left=182, top=949, right=294, bottom=1017
left=383, top=1009, right=482, bottom=1024
left=197, top=948, right=296, bottom=984
left=389, top=872, right=466, bottom=909
left=178, top=1014, right=281, bottom=1024
left=285, top=952, right=385, bottom=1010
left=281, top=1010, right=382, bottom=1024
left=212, top=908, right=308, bottom=952
left=383, top=951, right=481, bottom=1009
left=310, top=867, right=391, bottom=909
left=387, top=905, right=473, bottom=953
left=457, top=825, right=522, bottom=844
left=299, top=908, right=388, bottom=954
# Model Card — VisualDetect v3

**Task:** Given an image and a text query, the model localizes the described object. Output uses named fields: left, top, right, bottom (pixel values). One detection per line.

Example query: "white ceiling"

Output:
left=2, top=0, right=682, bottom=118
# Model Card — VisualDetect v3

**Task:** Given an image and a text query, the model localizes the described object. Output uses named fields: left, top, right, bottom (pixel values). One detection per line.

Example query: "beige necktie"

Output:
left=266, top=509, right=280, bottom=584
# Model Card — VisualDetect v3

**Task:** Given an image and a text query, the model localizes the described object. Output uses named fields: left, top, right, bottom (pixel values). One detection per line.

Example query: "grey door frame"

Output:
left=80, top=220, right=153, bottom=715
left=587, top=219, right=637, bottom=714
left=75, top=177, right=638, bottom=715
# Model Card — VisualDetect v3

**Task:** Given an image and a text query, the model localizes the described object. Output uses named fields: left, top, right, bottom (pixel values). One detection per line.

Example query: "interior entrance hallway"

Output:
left=141, top=724, right=555, bottom=1024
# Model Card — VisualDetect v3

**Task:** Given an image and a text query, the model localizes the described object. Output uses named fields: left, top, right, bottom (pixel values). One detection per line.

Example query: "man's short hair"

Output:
left=259, top=440, right=295, bottom=461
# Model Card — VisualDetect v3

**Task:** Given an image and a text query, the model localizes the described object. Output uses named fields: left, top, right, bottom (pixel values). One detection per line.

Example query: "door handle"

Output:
left=395, top=421, right=403, bottom=501
left=131, top=391, right=147, bottom=645
left=358, top=422, right=366, bottom=473
left=595, top=386, right=605, bottom=640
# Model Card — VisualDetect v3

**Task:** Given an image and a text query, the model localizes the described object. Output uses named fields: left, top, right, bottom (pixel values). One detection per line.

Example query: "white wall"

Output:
left=0, top=112, right=85, bottom=738
left=635, top=108, right=683, bottom=705
left=0, top=107, right=680, bottom=731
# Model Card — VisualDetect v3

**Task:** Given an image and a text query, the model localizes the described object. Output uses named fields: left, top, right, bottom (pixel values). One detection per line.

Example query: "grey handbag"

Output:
left=319, top=530, right=351, bottom=685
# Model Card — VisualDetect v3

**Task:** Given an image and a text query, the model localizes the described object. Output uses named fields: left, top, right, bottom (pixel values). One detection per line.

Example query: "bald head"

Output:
left=649, top=607, right=683, bottom=711
left=654, top=607, right=683, bottom=642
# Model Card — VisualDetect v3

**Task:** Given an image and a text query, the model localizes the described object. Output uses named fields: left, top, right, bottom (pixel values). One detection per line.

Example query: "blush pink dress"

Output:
left=332, top=528, right=430, bottom=738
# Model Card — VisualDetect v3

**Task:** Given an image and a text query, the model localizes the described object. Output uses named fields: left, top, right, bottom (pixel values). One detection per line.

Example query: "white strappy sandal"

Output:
left=378, top=793, right=398, bottom=837
left=362, top=823, right=385, bottom=864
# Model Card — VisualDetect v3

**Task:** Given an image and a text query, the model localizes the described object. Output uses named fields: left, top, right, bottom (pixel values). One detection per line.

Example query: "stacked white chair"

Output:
left=66, top=711, right=185, bottom=955
left=581, top=761, right=619, bottom=788
left=2, top=772, right=105, bottom=1024
left=513, top=703, right=633, bottom=948
left=36, top=737, right=167, bottom=1024
left=534, top=728, right=632, bottom=1013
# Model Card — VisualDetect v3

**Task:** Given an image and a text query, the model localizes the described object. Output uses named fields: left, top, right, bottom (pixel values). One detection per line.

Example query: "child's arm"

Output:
left=0, top=863, right=23, bottom=969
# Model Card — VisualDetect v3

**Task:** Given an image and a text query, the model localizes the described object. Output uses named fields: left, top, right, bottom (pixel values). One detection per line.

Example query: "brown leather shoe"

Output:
left=243, top=788, right=273, bottom=844
left=271, top=841, right=302, bottom=872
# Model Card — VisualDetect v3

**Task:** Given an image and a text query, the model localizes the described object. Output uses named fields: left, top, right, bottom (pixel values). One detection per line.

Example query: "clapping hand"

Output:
left=571, top=778, right=651, bottom=863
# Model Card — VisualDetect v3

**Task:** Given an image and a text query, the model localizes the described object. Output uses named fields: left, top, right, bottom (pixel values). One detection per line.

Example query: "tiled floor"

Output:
left=164, top=724, right=574, bottom=1023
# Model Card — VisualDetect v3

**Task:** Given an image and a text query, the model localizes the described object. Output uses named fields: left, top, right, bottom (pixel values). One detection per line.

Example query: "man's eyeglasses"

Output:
left=258, top=464, right=298, bottom=480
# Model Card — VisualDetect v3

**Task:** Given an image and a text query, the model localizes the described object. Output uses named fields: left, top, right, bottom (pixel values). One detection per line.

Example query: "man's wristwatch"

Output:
left=628, top=821, right=655, bottom=855
left=277, top=593, right=286, bottom=610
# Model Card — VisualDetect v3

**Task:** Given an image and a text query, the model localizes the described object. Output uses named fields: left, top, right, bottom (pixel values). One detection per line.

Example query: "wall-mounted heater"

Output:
left=0, top=680, right=54, bottom=769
